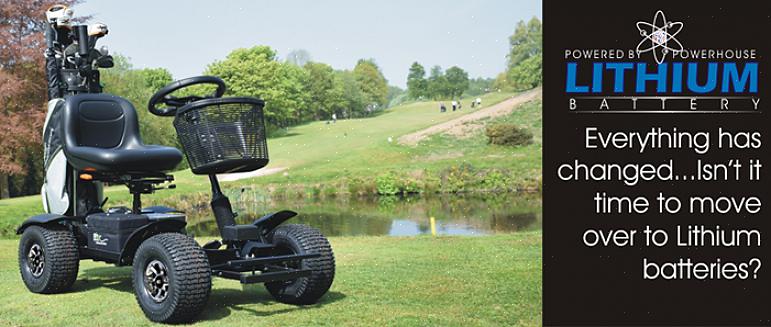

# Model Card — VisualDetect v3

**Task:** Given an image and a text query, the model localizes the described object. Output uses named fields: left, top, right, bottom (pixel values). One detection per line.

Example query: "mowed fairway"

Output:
left=0, top=234, right=542, bottom=326
left=260, top=91, right=519, bottom=183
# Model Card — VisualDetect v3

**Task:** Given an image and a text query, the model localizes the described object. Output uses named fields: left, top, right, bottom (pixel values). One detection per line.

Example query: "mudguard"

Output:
left=16, top=213, right=81, bottom=234
left=118, top=220, right=187, bottom=265
left=252, top=210, right=298, bottom=236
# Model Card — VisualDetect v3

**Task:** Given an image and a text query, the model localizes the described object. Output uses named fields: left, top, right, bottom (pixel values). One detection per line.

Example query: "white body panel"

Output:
left=42, top=98, right=69, bottom=214
left=43, top=150, right=69, bottom=214
left=43, top=99, right=62, bottom=134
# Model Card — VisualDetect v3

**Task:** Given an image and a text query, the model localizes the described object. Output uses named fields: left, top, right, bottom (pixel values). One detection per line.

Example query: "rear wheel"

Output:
left=18, top=226, right=80, bottom=293
left=265, top=224, right=335, bottom=305
left=132, top=233, right=211, bottom=323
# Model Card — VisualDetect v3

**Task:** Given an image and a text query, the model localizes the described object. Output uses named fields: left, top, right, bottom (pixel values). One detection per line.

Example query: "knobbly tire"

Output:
left=265, top=224, right=335, bottom=305
left=18, top=226, right=80, bottom=293
left=132, top=233, right=211, bottom=323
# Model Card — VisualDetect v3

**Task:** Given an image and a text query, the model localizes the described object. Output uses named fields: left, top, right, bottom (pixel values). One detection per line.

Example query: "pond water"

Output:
left=184, top=191, right=542, bottom=237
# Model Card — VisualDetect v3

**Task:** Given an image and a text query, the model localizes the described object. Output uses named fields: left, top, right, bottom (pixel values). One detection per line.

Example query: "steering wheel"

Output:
left=148, top=76, right=227, bottom=116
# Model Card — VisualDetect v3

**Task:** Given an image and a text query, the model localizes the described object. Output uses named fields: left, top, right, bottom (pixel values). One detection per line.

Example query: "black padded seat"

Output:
left=62, top=94, right=182, bottom=172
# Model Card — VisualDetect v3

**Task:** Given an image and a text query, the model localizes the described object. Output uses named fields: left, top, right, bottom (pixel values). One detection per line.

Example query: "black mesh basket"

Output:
left=173, top=97, right=268, bottom=175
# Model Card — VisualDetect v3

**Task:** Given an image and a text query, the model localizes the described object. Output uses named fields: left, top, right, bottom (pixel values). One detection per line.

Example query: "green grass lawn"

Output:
left=0, top=233, right=542, bottom=326
left=0, top=91, right=541, bottom=236
left=256, top=91, right=521, bottom=184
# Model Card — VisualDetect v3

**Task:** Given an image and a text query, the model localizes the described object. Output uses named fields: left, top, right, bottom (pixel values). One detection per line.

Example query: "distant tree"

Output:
left=334, top=70, right=367, bottom=118
left=492, top=72, right=509, bottom=91
left=353, top=59, right=388, bottom=109
left=507, top=17, right=542, bottom=69
left=406, top=62, right=428, bottom=99
left=0, top=0, right=84, bottom=198
left=280, top=63, right=312, bottom=123
left=304, top=61, right=342, bottom=120
left=385, top=85, right=405, bottom=107
left=508, top=55, right=542, bottom=90
left=444, top=66, right=469, bottom=98
left=205, top=46, right=310, bottom=127
left=427, top=65, right=449, bottom=99
left=463, top=77, right=494, bottom=97
left=285, top=49, right=312, bottom=67
left=137, top=67, right=173, bottom=91
left=500, top=17, right=542, bottom=90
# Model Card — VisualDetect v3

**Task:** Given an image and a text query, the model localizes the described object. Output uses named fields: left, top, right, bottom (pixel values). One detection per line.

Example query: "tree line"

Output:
left=407, top=63, right=471, bottom=100
left=404, top=17, right=541, bottom=101
left=205, top=46, right=391, bottom=128
left=493, top=17, right=542, bottom=91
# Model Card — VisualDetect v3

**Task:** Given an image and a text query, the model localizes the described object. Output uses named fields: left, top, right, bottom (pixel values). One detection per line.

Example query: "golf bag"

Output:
left=40, top=5, right=109, bottom=215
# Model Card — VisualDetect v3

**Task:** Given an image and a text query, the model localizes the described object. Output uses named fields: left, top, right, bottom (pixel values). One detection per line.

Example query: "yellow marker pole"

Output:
left=430, top=217, right=436, bottom=236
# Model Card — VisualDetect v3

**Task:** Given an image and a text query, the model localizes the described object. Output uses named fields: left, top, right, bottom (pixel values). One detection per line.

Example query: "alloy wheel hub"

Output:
left=27, top=244, right=45, bottom=277
left=144, top=260, right=170, bottom=303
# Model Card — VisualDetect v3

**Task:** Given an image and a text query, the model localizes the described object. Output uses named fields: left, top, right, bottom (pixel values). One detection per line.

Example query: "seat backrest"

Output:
left=62, top=94, right=142, bottom=149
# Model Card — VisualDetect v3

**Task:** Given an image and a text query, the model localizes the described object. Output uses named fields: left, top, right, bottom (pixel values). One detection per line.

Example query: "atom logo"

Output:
left=636, top=10, right=684, bottom=64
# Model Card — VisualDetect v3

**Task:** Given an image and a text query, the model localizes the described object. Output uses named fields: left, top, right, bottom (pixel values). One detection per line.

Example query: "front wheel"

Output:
left=18, top=226, right=80, bottom=293
left=265, top=224, right=335, bottom=305
left=132, top=233, right=211, bottom=323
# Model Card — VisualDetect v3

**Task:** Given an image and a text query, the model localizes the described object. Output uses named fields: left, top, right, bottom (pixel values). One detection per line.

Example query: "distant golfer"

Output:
left=332, top=113, right=337, bottom=123
left=440, top=103, right=446, bottom=112
left=452, top=100, right=457, bottom=111
left=471, top=100, right=476, bottom=109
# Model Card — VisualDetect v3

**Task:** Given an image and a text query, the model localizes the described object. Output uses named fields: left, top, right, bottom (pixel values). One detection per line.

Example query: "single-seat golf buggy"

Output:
left=17, top=4, right=335, bottom=323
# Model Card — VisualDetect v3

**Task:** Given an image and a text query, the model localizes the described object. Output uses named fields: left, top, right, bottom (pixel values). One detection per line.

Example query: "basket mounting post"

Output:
left=209, top=174, right=237, bottom=237
left=209, top=174, right=223, bottom=196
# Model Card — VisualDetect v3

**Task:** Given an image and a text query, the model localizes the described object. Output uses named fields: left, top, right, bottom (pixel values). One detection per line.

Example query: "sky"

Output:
left=74, top=0, right=541, bottom=88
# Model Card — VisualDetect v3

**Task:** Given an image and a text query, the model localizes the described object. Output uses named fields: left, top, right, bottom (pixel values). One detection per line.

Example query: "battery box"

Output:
left=86, top=213, right=150, bottom=253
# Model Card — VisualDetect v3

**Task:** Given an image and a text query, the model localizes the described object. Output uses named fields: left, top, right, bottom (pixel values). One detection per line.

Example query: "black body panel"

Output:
left=16, top=213, right=82, bottom=234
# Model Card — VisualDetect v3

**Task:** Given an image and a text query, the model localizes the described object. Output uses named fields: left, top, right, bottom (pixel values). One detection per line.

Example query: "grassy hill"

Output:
left=0, top=91, right=542, bottom=236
